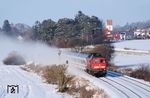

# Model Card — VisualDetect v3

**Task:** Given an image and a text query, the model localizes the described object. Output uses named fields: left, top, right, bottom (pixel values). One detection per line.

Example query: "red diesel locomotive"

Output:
left=66, top=52, right=107, bottom=77
left=86, top=53, right=107, bottom=77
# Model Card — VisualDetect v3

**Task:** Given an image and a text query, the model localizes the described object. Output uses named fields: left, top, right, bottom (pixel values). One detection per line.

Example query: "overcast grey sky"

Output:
left=0, top=0, right=150, bottom=26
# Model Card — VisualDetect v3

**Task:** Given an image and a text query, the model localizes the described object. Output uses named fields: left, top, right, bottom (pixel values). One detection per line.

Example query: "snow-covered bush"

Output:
left=42, top=64, right=74, bottom=92
left=66, top=77, right=108, bottom=98
left=130, top=65, right=150, bottom=82
left=22, top=64, right=108, bottom=98
left=3, top=51, right=26, bottom=65
left=42, top=65, right=58, bottom=84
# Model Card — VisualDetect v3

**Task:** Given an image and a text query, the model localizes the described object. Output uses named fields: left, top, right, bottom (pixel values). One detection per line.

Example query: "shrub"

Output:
left=22, top=64, right=108, bottom=98
left=56, top=65, right=74, bottom=92
left=94, top=44, right=114, bottom=65
left=22, top=63, right=43, bottom=74
left=66, top=77, right=108, bottom=98
left=42, top=64, right=74, bottom=92
left=3, top=51, right=26, bottom=65
left=108, top=63, right=119, bottom=72
left=130, top=65, right=150, bottom=82
left=120, top=68, right=133, bottom=76
left=42, top=65, right=58, bottom=84
left=79, top=86, right=95, bottom=98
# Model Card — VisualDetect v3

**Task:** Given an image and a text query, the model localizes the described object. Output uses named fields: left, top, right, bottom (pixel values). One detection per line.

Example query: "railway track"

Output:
left=66, top=54, right=150, bottom=98
left=108, top=71, right=150, bottom=87
left=69, top=62, right=150, bottom=97
left=100, top=71, right=150, bottom=98
left=99, top=78, right=130, bottom=98
left=108, top=71, right=150, bottom=92
left=100, top=77, right=142, bottom=98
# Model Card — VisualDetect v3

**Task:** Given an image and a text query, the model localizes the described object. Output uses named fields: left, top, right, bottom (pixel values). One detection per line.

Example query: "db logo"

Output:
left=7, top=85, right=19, bottom=94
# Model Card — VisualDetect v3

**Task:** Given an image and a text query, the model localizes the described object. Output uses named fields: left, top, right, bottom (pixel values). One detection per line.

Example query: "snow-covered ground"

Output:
left=0, top=35, right=150, bottom=98
left=113, top=39, right=150, bottom=51
left=0, top=35, right=71, bottom=98
left=68, top=64, right=150, bottom=98
left=112, top=52, right=150, bottom=66
left=113, top=40, right=150, bottom=66
left=1, top=63, right=149, bottom=98
left=0, top=65, right=71, bottom=98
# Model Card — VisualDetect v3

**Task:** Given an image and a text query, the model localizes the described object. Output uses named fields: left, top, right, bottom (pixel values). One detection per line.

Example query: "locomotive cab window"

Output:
left=93, top=53, right=102, bottom=57
left=87, top=53, right=93, bottom=59
left=87, top=53, right=102, bottom=59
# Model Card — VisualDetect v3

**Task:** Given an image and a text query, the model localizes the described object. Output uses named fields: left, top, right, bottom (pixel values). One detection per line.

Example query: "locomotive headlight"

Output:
left=94, top=66, right=100, bottom=68
left=94, top=66, right=105, bottom=69
left=94, top=60, right=99, bottom=63
left=100, top=66, right=106, bottom=68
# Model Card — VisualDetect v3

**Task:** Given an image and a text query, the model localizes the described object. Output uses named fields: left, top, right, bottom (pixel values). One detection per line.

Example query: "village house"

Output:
left=134, top=28, right=150, bottom=39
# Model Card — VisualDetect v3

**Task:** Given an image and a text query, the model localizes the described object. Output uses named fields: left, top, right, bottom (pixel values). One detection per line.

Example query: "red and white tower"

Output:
left=106, top=19, right=113, bottom=33
left=103, top=19, right=113, bottom=40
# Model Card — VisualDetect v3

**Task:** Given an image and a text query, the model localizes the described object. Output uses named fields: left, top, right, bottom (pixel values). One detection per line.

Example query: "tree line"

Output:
left=32, top=11, right=105, bottom=48
left=0, top=20, right=32, bottom=40
left=1, top=11, right=105, bottom=48
left=0, top=11, right=114, bottom=63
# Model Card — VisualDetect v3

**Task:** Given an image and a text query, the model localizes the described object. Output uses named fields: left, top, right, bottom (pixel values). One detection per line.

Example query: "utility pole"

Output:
left=91, top=29, right=95, bottom=45
left=81, top=32, right=84, bottom=52
left=58, top=49, right=61, bottom=64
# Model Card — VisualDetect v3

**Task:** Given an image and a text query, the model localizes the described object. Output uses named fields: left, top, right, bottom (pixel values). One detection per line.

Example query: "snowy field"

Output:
left=113, top=39, right=150, bottom=51
left=113, top=39, right=150, bottom=66
left=0, top=35, right=71, bottom=98
left=0, top=65, right=71, bottom=98
left=1, top=64, right=150, bottom=98
left=112, top=52, right=150, bottom=66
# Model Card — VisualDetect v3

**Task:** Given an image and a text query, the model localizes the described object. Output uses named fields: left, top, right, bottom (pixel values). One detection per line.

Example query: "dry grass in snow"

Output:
left=21, top=63, right=109, bottom=98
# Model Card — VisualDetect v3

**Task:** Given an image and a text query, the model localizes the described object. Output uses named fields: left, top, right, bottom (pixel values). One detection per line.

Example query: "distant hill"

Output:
left=15, top=23, right=32, bottom=34
left=14, top=23, right=33, bottom=40
left=0, top=21, right=33, bottom=40
left=114, top=20, right=150, bottom=32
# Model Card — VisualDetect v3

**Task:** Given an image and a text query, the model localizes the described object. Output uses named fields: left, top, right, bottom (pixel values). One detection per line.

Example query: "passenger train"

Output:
left=64, top=51, right=107, bottom=77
